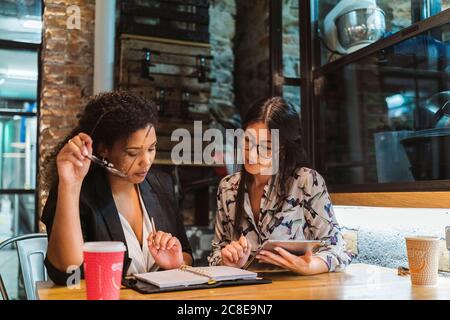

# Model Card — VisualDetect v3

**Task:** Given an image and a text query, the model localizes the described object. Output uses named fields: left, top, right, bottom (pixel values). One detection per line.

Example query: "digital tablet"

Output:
left=260, top=240, right=325, bottom=255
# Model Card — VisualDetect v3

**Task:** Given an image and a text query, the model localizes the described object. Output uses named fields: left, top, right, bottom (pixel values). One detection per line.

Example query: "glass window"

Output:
left=0, top=193, right=35, bottom=240
left=283, top=85, right=301, bottom=112
left=0, top=194, right=36, bottom=300
left=0, top=0, right=42, bottom=44
left=315, top=0, right=449, bottom=66
left=0, top=49, right=38, bottom=111
left=282, top=0, right=300, bottom=78
left=316, top=21, right=450, bottom=185
left=0, top=115, right=37, bottom=190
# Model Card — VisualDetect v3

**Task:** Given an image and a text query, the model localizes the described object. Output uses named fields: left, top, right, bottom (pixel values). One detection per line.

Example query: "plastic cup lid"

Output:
left=83, top=241, right=126, bottom=252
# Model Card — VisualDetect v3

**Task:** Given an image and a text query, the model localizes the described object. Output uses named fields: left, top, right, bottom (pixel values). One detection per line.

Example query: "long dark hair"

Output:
left=42, top=91, right=158, bottom=191
left=233, top=97, right=310, bottom=238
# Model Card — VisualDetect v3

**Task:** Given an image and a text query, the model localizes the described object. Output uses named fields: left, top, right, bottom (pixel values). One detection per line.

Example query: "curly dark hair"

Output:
left=43, top=90, right=158, bottom=191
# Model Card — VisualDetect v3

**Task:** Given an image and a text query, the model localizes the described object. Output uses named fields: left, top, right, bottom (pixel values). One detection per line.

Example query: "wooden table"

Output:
left=37, top=264, right=450, bottom=300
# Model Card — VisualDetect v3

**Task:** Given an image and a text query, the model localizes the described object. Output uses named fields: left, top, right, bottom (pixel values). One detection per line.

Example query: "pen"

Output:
left=151, top=217, right=157, bottom=242
left=149, top=217, right=160, bottom=272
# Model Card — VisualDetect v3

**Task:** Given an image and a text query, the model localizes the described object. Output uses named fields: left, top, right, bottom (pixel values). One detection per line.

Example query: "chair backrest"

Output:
left=0, top=274, right=9, bottom=300
left=0, top=233, right=48, bottom=300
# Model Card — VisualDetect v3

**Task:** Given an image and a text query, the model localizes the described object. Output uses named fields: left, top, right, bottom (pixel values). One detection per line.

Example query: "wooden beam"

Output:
left=331, top=192, right=450, bottom=208
left=120, top=34, right=211, bottom=48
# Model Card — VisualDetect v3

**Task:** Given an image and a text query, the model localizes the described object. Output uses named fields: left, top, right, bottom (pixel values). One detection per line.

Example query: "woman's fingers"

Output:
left=159, top=233, right=173, bottom=250
left=59, top=153, right=84, bottom=168
left=302, top=250, right=313, bottom=264
left=70, top=134, right=93, bottom=156
left=225, top=245, right=239, bottom=262
left=75, top=133, right=93, bottom=155
left=70, top=135, right=88, bottom=155
left=244, top=241, right=252, bottom=254
left=239, top=236, right=248, bottom=251
left=166, top=237, right=178, bottom=251
left=67, top=140, right=85, bottom=161
left=78, top=132, right=93, bottom=145
left=148, top=232, right=179, bottom=252
left=147, top=233, right=155, bottom=247
left=273, top=247, right=296, bottom=264
left=257, top=250, right=292, bottom=269
left=231, top=242, right=244, bottom=258
left=257, top=254, right=286, bottom=269
left=148, top=240, right=158, bottom=257
left=153, top=231, right=165, bottom=249
left=221, top=248, right=234, bottom=262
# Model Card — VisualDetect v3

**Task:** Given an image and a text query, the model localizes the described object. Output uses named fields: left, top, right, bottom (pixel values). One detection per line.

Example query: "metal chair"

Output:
left=0, top=274, right=9, bottom=300
left=0, top=233, right=48, bottom=300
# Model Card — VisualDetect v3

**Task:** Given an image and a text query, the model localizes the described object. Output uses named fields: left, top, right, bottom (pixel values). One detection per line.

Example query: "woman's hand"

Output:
left=256, top=248, right=328, bottom=275
left=56, top=133, right=93, bottom=186
left=148, top=231, right=184, bottom=270
left=221, top=236, right=252, bottom=268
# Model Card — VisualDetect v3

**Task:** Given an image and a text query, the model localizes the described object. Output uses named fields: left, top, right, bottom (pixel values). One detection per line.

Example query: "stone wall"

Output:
left=234, top=0, right=270, bottom=115
left=209, top=0, right=237, bottom=121
left=282, top=0, right=300, bottom=111
left=38, top=0, right=95, bottom=221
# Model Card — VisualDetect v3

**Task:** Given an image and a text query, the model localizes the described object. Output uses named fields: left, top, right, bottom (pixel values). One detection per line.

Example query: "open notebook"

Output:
left=134, top=266, right=258, bottom=289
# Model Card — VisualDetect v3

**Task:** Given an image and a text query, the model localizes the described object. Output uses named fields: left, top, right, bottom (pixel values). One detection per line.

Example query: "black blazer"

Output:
left=41, top=167, right=192, bottom=285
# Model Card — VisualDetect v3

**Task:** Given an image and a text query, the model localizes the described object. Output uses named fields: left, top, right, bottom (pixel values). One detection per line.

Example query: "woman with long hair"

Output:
left=208, top=97, right=353, bottom=275
left=41, top=91, right=192, bottom=285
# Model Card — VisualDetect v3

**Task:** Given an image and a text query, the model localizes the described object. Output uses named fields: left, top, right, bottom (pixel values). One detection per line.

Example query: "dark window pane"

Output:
left=282, top=0, right=300, bottom=77
left=317, top=21, right=450, bottom=184
left=315, top=0, right=449, bottom=66
left=283, top=85, right=301, bottom=113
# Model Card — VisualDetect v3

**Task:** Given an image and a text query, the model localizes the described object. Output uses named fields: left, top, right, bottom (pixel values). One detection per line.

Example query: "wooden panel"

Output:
left=37, top=264, right=450, bottom=300
left=331, top=192, right=450, bottom=208
left=124, top=48, right=210, bottom=67
left=125, top=72, right=211, bottom=92
left=121, top=34, right=211, bottom=48
left=120, top=86, right=210, bottom=104
left=121, top=34, right=210, bottom=50
left=118, top=35, right=212, bottom=121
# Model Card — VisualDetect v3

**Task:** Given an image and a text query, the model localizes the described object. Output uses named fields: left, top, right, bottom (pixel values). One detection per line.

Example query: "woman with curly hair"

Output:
left=41, top=91, right=192, bottom=285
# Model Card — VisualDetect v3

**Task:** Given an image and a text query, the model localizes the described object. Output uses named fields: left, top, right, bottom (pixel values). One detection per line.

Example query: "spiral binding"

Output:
left=179, top=265, right=217, bottom=285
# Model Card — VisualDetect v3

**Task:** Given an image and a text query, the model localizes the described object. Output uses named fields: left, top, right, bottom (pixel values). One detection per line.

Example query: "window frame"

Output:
left=0, top=1, right=43, bottom=235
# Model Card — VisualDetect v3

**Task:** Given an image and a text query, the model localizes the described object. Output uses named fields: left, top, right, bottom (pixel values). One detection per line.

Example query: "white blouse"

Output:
left=118, top=188, right=157, bottom=275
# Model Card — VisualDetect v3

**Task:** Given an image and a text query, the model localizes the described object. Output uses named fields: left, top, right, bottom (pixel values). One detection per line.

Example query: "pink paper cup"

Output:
left=83, top=241, right=126, bottom=300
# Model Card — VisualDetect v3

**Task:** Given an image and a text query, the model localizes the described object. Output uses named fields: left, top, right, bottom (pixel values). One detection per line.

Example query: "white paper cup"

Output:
left=405, top=236, right=440, bottom=287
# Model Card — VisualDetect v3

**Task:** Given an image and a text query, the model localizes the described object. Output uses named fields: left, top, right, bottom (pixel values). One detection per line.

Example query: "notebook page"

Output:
left=194, top=266, right=257, bottom=281
left=135, top=269, right=208, bottom=288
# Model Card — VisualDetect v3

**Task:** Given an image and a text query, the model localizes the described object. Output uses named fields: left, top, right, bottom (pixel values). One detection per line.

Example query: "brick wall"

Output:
left=38, top=0, right=95, bottom=222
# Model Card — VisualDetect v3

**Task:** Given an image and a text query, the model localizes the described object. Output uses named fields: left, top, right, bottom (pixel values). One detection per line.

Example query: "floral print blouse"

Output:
left=208, top=167, right=354, bottom=272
